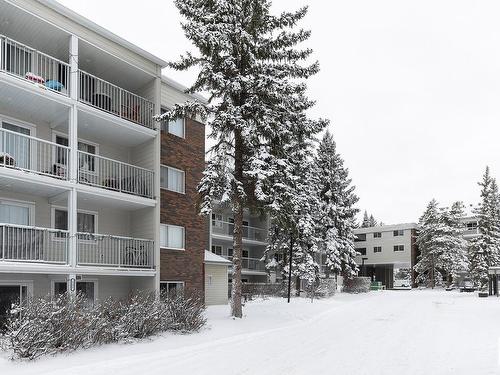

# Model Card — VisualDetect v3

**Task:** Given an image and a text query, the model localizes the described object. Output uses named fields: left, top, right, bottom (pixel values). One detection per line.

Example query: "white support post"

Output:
left=68, top=188, right=78, bottom=270
left=153, top=72, right=161, bottom=297
left=69, top=35, right=78, bottom=101
left=67, top=273, right=77, bottom=300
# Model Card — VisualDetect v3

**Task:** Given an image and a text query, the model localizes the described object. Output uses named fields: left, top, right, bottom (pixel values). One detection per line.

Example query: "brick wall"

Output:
left=160, top=117, right=207, bottom=294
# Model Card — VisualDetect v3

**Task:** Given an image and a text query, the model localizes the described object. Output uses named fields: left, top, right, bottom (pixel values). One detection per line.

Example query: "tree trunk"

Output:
left=287, top=234, right=294, bottom=303
left=231, top=129, right=244, bottom=318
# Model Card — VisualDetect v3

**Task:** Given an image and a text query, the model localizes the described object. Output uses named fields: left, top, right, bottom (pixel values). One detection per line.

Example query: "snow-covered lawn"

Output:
left=2, top=290, right=500, bottom=375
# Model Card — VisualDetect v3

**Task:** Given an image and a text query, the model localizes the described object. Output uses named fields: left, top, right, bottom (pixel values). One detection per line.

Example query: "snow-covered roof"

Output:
left=354, top=222, right=419, bottom=234
left=204, top=251, right=232, bottom=265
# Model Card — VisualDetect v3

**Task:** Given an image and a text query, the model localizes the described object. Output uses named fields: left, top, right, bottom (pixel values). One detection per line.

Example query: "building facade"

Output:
left=0, top=0, right=206, bottom=317
left=354, top=223, right=419, bottom=289
left=208, top=204, right=274, bottom=285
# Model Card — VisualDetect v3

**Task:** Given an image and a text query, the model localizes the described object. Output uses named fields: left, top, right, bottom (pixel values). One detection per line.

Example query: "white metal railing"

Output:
left=77, top=151, right=154, bottom=198
left=0, top=35, right=70, bottom=95
left=463, top=228, right=479, bottom=236
left=76, top=233, right=154, bottom=269
left=78, top=70, right=155, bottom=129
left=0, top=223, right=68, bottom=263
left=225, top=256, right=266, bottom=272
left=212, top=220, right=267, bottom=242
left=0, top=128, right=70, bottom=180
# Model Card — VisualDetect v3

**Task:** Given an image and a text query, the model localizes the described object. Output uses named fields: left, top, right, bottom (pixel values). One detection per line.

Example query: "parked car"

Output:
left=459, top=280, right=476, bottom=292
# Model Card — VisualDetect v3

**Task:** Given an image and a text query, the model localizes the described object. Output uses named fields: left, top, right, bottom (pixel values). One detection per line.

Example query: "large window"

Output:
left=53, top=281, right=96, bottom=304
left=160, top=224, right=185, bottom=250
left=0, top=200, right=32, bottom=225
left=54, top=209, right=96, bottom=233
left=55, top=135, right=97, bottom=172
left=160, top=166, right=185, bottom=194
left=374, top=246, right=382, bottom=253
left=160, top=110, right=185, bottom=138
left=1, top=121, right=31, bottom=170
left=212, top=213, right=223, bottom=228
left=355, top=233, right=366, bottom=242
left=393, top=230, right=404, bottom=237
left=356, top=248, right=367, bottom=256
left=211, top=245, right=223, bottom=255
left=373, top=232, right=382, bottom=238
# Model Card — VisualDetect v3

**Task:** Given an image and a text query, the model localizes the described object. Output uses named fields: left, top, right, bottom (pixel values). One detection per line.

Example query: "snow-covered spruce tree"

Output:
left=414, top=199, right=442, bottom=288
left=361, top=211, right=370, bottom=228
left=438, top=201, right=469, bottom=286
left=161, top=1, right=323, bottom=317
left=313, top=131, right=359, bottom=279
left=468, top=167, right=500, bottom=289
left=368, top=215, right=377, bottom=227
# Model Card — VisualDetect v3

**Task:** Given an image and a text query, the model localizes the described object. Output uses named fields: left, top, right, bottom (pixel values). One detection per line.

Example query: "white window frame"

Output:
left=51, top=278, right=98, bottom=303
left=211, top=213, right=223, bottom=228
left=0, top=114, right=37, bottom=170
left=160, top=224, right=185, bottom=250
left=160, top=165, right=185, bottom=194
left=211, top=245, right=223, bottom=255
left=374, top=246, right=382, bottom=253
left=160, top=111, right=185, bottom=139
left=373, top=232, right=382, bottom=238
left=160, top=281, right=185, bottom=296
left=51, top=206, right=99, bottom=234
left=52, top=130, right=99, bottom=176
left=393, top=229, right=404, bottom=237
left=0, top=198, right=35, bottom=225
left=0, top=280, right=33, bottom=302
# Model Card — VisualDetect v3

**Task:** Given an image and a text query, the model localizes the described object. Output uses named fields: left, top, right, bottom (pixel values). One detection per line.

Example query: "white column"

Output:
left=153, top=72, right=162, bottom=296
left=69, top=35, right=78, bottom=101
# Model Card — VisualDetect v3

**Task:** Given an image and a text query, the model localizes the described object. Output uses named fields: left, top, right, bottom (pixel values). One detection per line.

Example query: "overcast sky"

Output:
left=59, top=0, right=500, bottom=224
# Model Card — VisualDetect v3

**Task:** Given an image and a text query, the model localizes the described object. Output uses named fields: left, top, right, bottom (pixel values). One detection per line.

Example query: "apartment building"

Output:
left=0, top=0, right=206, bottom=316
left=209, top=204, right=274, bottom=284
left=354, top=223, right=419, bottom=289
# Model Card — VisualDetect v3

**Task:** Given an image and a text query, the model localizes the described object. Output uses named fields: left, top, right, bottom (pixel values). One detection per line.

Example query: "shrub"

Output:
left=3, top=291, right=206, bottom=360
left=241, top=283, right=287, bottom=300
left=343, top=277, right=371, bottom=293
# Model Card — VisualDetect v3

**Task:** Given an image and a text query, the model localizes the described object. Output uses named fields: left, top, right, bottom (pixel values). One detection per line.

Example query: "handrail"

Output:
left=78, top=150, right=152, bottom=173
left=0, top=128, right=70, bottom=149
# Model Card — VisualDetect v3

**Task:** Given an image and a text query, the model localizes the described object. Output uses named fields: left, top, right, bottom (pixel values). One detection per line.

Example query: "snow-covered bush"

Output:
left=241, top=283, right=287, bottom=299
left=307, top=278, right=337, bottom=298
left=3, top=291, right=206, bottom=360
left=343, top=277, right=371, bottom=293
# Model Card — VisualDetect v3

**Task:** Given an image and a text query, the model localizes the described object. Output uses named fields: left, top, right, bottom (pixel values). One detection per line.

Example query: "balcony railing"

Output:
left=77, top=151, right=154, bottom=199
left=0, top=35, right=70, bottom=96
left=0, top=224, right=68, bottom=264
left=212, top=220, right=267, bottom=242
left=463, top=228, right=479, bottom=236
left=225, top=256, right=266, bottom=272
left=77, top=233, right=154, bottom=269
left=0, top=128, right=70, bottom=180
left=79, top=70, right=155, bottom=129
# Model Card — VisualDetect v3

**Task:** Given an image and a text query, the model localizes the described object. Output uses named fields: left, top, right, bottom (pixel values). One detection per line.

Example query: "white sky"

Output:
left=58, top=0, right=500, bottom=224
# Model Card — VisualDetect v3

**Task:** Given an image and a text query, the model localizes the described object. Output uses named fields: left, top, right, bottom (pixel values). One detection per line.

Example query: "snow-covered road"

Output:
left=3, top=290, right=500, bottom=375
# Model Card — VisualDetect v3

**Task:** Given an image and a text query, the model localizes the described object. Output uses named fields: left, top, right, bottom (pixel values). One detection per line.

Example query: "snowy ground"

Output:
left=2, top=290, right=500, bottom=375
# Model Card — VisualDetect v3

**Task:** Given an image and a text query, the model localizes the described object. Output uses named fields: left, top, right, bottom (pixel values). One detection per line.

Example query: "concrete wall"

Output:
left=204, top=264, right=228, bottom=305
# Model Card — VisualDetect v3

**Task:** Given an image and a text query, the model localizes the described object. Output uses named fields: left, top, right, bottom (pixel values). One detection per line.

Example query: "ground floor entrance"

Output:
left=360, top=263, right=412, bottom=289
left=0, top=283, right=28, bottom=331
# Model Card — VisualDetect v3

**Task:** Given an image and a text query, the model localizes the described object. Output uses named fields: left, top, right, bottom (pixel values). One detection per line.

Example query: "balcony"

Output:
left=0, top=35, right=70, bottom=96
left=0, top=224, right=68, bottom=264
left=77, top=233, right=154, bottom=269
left=0, top=128, right=70, bottom=180
left=77, top=151, right=154, bottom=199
left=212, top=220, right=267, bottom=243
left=225, top=256, right=266, bottom=272
left=79, top=70, right=155, bottom=129
left=0, top=128, right=154, bottom=199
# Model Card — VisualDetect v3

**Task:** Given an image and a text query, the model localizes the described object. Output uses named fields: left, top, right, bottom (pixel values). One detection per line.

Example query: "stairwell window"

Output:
left=160, top=224, right=185, bottom=250
left=160, top=165, right=185, bottom=194
left=394, top=245, right=404, bottom=252
left=373, top=232, right=382, bottom=238
left=374, top=246, right=382, bottom=253
left=393, top=230, right=404, bottom=237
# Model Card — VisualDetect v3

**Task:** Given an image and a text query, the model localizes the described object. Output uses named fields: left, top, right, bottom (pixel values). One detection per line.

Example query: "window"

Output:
left=1, top=122, right=31, bottom=170
left=160, top=281, right=184, bottom=297
left=466, top=222, right=478, bottom=230
left=393, top=230, right=404, bottom=237
left=373, top=232, right=382, bottom=238
left=212, top=213, right=223, bottom=228
left=356, top=248, right=366, bottom=256
left=160, top=109, right=185, bottom=138
left=0, top=200, right=32, bottom=225
left=55, top=135, right=97, bottom=172
left=394, top=245, right=404, bottom=252
left=160, top=224, right=185, bottom=250
left=53, top=209, right=96, bottom=233
left=374, top=246, right=382, bottom=253
left=355, top=233, right=366, bottom=242
left=242, top=249, right=249, bottom=258
left=0, top=283, right=29, bottom=329
left=211, top=245, right=223, bottom=255
left=160, top=166, right=185, bottom=193
left=53, top=281, right=96, bottom=304
left=227, top=248, right=234, bottom=257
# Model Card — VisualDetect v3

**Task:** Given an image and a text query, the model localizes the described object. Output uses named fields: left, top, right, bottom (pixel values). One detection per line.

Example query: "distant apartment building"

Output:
left=354, top=223, right=419, bottom=289
left=0, top=0, right=206, bottom=317
left=209, top=204, right=274, bottom=284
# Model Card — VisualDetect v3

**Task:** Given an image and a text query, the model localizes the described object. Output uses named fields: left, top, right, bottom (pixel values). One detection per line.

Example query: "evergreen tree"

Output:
left=368, top=215, right=377, bottom=227
left=361, top=211, right=370, bottom=228
left=162, top=0, right=323, bottom=317
left=468, top=167, right=500, bottom=289
left=414, top=199, right=442, bottom=287
left=313, top=131, right=359, bottom=279
left=439, top=202, right=469, bottom=286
